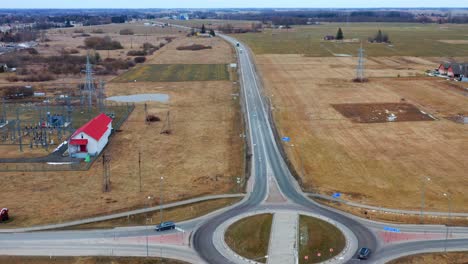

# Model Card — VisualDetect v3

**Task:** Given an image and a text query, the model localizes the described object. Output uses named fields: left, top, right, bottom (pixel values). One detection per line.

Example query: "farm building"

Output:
left=68, top=113, right=112, bottom=158
left=438, top=62, right=468, bottom=78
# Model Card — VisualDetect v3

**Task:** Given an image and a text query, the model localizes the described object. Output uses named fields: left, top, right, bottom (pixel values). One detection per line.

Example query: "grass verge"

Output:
left=0, top=256, right=188, bottom=264
left=112, top=64, right=229, bottom=82
left=64, top=197, right=241, bottom=230
left=225, top=213, right=272, bottom=263
left=314, top=197, right=468, bottom=226
left=299, top=215, right=346, bottom=264
left=387, top=252, right=468, bottom=264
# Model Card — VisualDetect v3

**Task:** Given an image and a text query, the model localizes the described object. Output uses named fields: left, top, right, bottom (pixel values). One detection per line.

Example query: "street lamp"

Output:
left=420, top=176, right=431, bottom=224
left=146, top=195, right=153, bottom=257
left=443, top=192, right=452, bottom=252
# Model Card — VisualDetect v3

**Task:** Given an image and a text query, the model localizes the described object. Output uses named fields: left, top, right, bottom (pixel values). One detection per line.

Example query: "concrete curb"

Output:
left=214, top=209, right=358, bottom=264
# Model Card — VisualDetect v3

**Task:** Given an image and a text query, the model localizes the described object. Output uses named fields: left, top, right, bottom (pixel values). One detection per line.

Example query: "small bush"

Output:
left=74, top=29, right=85, bottom=33
left=119, top=28, right=134, bottom=35
left=127, top=50, right=147, bottom=56
left=25, top=48, right=39, bottom=55
left=134, top=56, right=146, bottom=63
left=6, top=76, right=19, bottom=82
left=84, top=36, right=123, bottom=50
left=177, top=44, right=212, bottom=51
left=146, top=115, right=161, bottom=122
left=91, top=29, right=104, bottom=34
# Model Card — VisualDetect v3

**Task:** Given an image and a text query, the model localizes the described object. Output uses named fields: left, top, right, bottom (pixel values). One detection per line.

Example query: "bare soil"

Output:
left=0, top=256, right=188, bottom=264
left=256, top=54, right=468, bottom=212
left=331, top=103, right=434, bottom=123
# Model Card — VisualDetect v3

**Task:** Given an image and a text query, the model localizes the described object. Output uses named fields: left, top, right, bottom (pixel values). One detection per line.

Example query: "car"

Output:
left=155, top=221, right=176, bottom=232
left=358, top=247, right=371, bottom=259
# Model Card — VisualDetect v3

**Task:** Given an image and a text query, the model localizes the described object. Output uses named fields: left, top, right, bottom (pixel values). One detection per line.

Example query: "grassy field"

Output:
left=234, top=23, right=468, bottom=56
left=388, top=252, right=468, bottom=264
left=299, top=215, right=345, bottom=264
left=65, top=197, right=241, bottom=229
left=112, top=64, right=229, bottom=82
left=225, top=214, right=272, bottom=263
left=257, top=54, right=468, bottom=212
left=0, top=256, right=188, bottom=264
left=0, top=30, right=244, bottom=228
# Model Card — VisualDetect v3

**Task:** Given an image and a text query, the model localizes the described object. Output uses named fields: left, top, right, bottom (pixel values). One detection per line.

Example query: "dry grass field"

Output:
left=387, top=252, right=468, bottom=264
left=256, top=54, right=468, bottom=212
left=0, top=26, right=243, bottom=227
left=0, top=256, right=188, bottom=264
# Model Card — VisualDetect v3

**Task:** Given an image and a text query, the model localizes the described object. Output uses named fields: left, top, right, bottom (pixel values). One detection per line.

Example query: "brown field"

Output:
left=256, top=54, right=468, bottom=212
left=332, top=103, right=435, bottom=123
left=147, top=36, right=234, bottom=64
left=0, top=29, right=243, bottom=227
left=387, top=252, right=468, bottom=264
left=438, top=39, right=468, bottom=44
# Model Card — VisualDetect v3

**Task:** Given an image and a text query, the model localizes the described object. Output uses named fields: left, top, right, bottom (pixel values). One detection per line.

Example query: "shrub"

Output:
left=176, top=44, right=212, bottom=51
left=74, top=29, right=85, bottom=33
left=134, top=56, right=146, bottom=63
left=127, top=50, right=147, bottom=56
left=84, top=36, right=123, bottom=50
left=119, top=28, right=134, bottom=35
left=91, top=29, right=104, bottom=34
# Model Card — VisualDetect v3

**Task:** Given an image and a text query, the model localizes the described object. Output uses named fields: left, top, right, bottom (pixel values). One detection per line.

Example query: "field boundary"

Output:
left=0, top=193, right=245, bottom=232
left=308, top=193, right=468, bottom=217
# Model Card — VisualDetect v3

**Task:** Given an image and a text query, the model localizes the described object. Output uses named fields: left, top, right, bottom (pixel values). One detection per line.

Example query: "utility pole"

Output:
left=139, top=151, right=142, bottom=192
left=420, top=176, right=431, bottom=224
left=16, top=108, right=22, bottom=152
left=103, top=153, right=111, bottom=192
left=443, top=192, right=452, bottom=252
left=160, top=176, right=164, bottom=263
left=356, top=42, right=365, bottom=82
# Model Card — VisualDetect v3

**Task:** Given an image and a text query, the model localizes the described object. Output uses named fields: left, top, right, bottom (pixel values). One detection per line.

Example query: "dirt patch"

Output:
left=438, top=39, right=468, bottom=44
left=387, top=252, right=468, bottom=264
left=0, top=256, right=188, bottom=264
left=332, top=103, right=435, bottom=123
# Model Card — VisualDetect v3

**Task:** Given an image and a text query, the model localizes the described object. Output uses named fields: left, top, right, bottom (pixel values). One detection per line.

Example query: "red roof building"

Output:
left=68, top=113, right=113, bottom=157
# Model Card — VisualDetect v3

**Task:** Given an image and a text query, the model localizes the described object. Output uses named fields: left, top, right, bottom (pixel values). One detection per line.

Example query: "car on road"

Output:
left=155, top=221, right=176, bottom=232
left=357, top=247, right=371, bottom=259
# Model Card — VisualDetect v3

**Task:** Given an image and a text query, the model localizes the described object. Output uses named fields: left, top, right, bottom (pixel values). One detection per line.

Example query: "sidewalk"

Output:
left=267, top=212, right=298, bottom=264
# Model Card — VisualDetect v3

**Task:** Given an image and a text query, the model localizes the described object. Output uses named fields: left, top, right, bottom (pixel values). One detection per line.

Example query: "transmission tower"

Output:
left=356, top=43, right=365, bottom=82
left=97, top=80, right=106, bottom=113
left=82, top=54, right=96, bottom=111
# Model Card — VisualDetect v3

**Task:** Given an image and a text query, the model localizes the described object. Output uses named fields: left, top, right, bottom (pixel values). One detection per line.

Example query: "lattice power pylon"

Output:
left=97, top=80, right=106, bottom=113
left=82, top=54, right=96, bottom=111
left=356, top=43, right=365, bottom=82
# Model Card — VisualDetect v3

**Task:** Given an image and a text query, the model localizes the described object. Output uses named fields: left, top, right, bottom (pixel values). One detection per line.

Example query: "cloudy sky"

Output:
left=1, top=0, right=465, bottom=9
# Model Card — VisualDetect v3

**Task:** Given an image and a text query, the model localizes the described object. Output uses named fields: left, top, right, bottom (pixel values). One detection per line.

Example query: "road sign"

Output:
left=332, top=192, right=341, bottom=198
left=383, top=226, right=400, bottom=233
left=281, top=136, right=290, bottom=142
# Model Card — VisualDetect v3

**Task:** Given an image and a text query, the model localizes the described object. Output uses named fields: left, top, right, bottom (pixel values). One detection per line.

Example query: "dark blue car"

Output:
left=358, top=247, right=371, bottom=259
left=155, top=221, right=176, bottom=232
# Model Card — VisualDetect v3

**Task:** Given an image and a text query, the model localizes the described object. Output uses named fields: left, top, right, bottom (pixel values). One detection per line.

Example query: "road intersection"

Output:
left=0, top=28, right=467, bottom=264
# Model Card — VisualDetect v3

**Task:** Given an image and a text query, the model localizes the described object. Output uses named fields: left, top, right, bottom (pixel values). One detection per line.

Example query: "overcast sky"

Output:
left=1, top=0, right=466, bottom=9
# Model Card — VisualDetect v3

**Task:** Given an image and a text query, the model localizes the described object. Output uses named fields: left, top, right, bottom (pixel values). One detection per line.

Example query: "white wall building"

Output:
left=68, top=113, right=112, bottom=158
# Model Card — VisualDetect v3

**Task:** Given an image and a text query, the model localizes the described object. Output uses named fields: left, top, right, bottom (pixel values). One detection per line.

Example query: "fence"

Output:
left=0, top=102, right=135, bottom=172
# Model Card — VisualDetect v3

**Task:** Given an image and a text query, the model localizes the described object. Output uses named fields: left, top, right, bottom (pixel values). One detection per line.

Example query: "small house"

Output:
left=68, top=113, right=112, bottom=158
left=447, top=63, right=468, bottom=78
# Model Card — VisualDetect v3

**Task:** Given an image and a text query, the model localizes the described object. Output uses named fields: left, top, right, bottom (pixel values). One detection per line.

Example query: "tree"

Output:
left=201, top=24, right=206, bottom=34
left=209, top=29, right=216, bottom=37
left=336, top=27, right=344, bottom=40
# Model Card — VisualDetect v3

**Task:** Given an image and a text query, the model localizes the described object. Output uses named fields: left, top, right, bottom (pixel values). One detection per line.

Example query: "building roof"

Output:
left=71, top=113, right=112, bottom=141
left=449, top=63, right=468, bottom=75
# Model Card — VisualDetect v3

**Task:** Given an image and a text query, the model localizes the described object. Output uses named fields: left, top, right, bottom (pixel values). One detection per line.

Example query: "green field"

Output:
left=299, top=215, right=346, bottom=263
left=234, top=23, right=468, bottom=56
left=225, top=214, right=272, bottom=263
left=112, top=64, right=230, bottom=82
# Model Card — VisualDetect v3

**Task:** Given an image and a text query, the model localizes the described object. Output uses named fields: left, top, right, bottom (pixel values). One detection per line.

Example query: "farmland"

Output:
left=256, top=53, right=467, bottom=212
left=0, top=24, right=243, bottom=227
left=112, top=64, right=229, bottom=82
left=235, top=23, right=468, bottom=56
